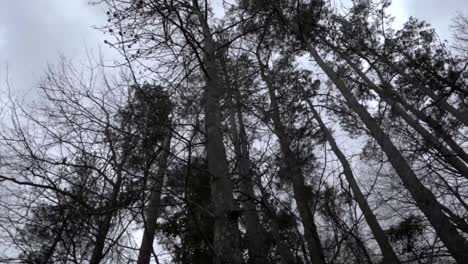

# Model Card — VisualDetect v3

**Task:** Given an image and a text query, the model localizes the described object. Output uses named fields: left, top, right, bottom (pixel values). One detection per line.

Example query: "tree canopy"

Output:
left=0, top=1, right=467, bottom=263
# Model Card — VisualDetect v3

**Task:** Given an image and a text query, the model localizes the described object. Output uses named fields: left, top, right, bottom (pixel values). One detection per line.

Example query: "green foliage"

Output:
left=386, top=215, right=424, bottom=253
left=158, top=159, right=214, bottom=264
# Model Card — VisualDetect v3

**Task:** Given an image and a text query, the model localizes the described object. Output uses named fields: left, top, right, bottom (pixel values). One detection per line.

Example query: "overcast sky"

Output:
left=390, top=0, right=468, bottom=39
left=0, top=0, right=114, bottom=97
left=0, top=0, right=467, bottom=97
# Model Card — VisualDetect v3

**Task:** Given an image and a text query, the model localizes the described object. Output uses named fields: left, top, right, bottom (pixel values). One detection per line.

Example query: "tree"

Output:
left=100, top=2, right=245, bottom=262
left=2, top=1, right=468, bottom=263
left=255, top=50, right=326, bottom=264
left=452, top=13, right=468, bottom=54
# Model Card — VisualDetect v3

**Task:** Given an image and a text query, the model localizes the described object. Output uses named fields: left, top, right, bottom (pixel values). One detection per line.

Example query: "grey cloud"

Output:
left=0, top=0, right=467, bottom=98
left=0, top=0, right=115, bottom=96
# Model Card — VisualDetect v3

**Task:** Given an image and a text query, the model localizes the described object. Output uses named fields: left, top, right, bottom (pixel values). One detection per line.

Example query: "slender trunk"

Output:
left=339, top=45, right=468, bottom=164
left=346, top=230, right=374, bottom=264
left=299, top=234, right=312, bottom=264
left=89, top=123, right=133, bottom=264
left=412, top=84, right=468, bottom=127
left=89, top=173, right=123, bottom=264
left=303, top=96, right=399, bottom=264
left=270, top=218, right=298, bottom=264
left=40, top=226, right=64, bottom=264
left=227, top=88, right=269, bottom=264
left=192, top=2, right=243, bottom=263
left=137, top=128, right=172, bottom=264
left=373, top=53, right=468, bottom=127
left=333, top=47, right=468, bottom=170
left=259, top=187, right=298, bottom=264
left=256, top=53, right=326, bottom=264
left=186, top=162, right=215, bottom=264
left=307, top=46, right=468, bottom=264
left=336, top=34, right=468, bottom=126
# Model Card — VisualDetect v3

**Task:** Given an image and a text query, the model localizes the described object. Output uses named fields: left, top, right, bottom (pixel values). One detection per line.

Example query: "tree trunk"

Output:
left=259, top=186, right=298, bottom=264
left=370, top=52, right=468, bottom=127
left=89, top=123, right=134, bottom=264
left=40, top=225, right=64, bottom=264
left=302, top=95, right=400, bottom=264
left=336, top=44, right=468, bottom=165
left=192, top=2, right=243, bottom=263
left=203, top=45, right=243, bottom=264
left=256, top=53, right=326, bottom=264
left=89, top=173, right=123, bottom=264
left=137, top=128, right=172, bottom=264
left=227, top=88, right=269, bottom=264
left=270, top=217, right=298, bottom=264
left=307, top=46, right=468, bottom=264
left=333, top=47, right=468, bottom=170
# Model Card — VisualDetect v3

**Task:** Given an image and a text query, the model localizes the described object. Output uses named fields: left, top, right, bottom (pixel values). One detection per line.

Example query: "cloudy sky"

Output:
left=0, top=0, right=467, bottom=97
left=0, top=1, right=115, bottom=97
left=390, top=0, right=468, bottom=38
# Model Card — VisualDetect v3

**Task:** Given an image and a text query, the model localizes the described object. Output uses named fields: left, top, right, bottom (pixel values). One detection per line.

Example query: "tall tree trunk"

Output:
left=203, top=43, right=243, bottom=264
left=269, top=217, right=298, bottom=264
left=307, top=46, right=468, bottom=264
left=337, top=45, right=468, bottom=165
left=302, top=94, right=399, bottom=264
left=332, top=47, right=468, bottom=168
left=137, top=128, right=172, bottom=264
left=192, top=2, right=243, bottom=263
left=256, top=53, right=327, bottom=264
left=370, top=52, right=468, bottom=127
left=227, top=88, right=269, bottom=264
left=258, top=186, right=298, bottom=264
left=39, top=225, right=64, bottom=264
left=89, top=172, right=123, bottom=264
left=89, top=123, right=134, bottom=264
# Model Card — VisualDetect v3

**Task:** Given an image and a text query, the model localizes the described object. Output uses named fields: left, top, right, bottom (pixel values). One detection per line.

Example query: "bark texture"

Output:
left=193, top=2, right=243, bottom=263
